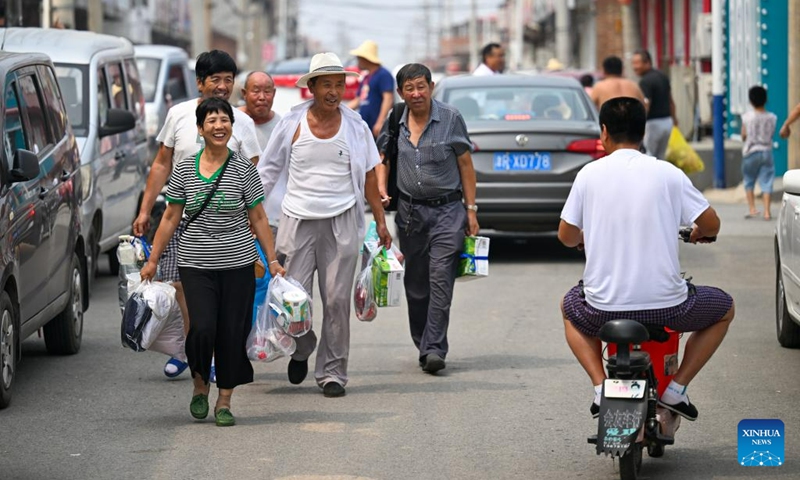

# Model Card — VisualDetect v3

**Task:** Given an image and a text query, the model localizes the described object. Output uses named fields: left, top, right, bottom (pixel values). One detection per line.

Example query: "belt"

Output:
left=398, top=190, right=462, bottom=207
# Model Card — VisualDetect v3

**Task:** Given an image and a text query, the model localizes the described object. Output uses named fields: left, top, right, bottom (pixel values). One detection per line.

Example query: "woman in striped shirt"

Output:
left=141, top=97, right=284, bottom=427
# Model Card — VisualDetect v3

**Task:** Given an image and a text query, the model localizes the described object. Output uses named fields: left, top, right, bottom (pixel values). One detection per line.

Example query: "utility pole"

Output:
left=711, top=0, right=725, bottom=188
left=512, top=0, right=524, bottom=71
left=423, top=0, right=431, bottom=62
left=191, top=0, right=211, bottom=57
left=620, top=1, right=639, bottom=79
left=554, top=0, right=570, bottom=66
left=237, top=0, right=249, bottom=68
left=42, top=0, right=51, bottom=28
left=468, top=0, right=478, bottom=71
left=88, top=0, right=103, bottom=32
left=277, top=0, right=288, bottom=60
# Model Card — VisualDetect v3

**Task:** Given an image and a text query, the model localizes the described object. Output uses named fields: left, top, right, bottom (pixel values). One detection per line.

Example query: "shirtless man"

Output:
left=590, top=56, right=645, bottom=109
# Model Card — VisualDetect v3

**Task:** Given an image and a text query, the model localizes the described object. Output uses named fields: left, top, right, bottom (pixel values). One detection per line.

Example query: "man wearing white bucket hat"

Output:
left=258, top=52, right=392, bottom=398
left=347, top=40, right=395, bottom=138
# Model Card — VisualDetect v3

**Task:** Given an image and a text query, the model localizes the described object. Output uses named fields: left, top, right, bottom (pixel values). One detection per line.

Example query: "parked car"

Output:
left=0, top=51, right=89, bottom=409
left=133, top=45, right=196, bottom=160
left=432, top=74, right=604, bottom=233
left=774, top=169, right=800, bottom=348
left=266, top=56, right=361, bottom=114
left=1, top=28, right=149, bottom=281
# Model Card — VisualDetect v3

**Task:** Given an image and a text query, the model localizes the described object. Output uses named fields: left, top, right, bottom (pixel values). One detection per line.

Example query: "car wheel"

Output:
left=776, top=251, right=800, bottom=348
left=0, top=292, right=16, bottom=409
left=44, top=253, right=84, bottom=355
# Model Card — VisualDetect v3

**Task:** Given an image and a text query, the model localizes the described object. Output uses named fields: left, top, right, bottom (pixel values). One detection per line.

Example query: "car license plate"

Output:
left=493, top=151, right=551, bottom=171
left=604, top=379, right=647, bottom=399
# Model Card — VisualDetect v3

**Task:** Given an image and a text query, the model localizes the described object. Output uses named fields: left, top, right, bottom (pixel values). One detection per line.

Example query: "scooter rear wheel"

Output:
left=619, top=443, right=643, bottom=480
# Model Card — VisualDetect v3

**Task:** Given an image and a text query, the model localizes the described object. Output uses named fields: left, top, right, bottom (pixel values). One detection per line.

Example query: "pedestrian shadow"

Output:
left=448, top=354, right=573, bottom=372
left=234, top=410, right=396, bottom=427
left=486, top=236, right=585, bottom=264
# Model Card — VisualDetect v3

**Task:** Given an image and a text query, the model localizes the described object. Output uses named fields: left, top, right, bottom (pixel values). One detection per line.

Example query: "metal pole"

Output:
left=555, top=0, right=570, bottom=67
left=42, top=0, right=51, bottom=28
left=277, top=0, right=288, bottom=60
left=512, top=0, right=524, bottom=71
left=711, top=0, right=725, bottom=188
left=469, top=0, right=478, bottom=71
left=191, top=0, right=209, bottom=57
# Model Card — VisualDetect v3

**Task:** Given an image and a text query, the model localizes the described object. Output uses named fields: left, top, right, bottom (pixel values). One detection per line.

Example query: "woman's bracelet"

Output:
left=269, top=260, right=279, bottom=265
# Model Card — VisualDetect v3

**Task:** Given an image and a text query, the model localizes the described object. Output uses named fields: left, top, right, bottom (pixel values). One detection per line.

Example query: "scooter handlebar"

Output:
left=679, top=226, right=717, bottom=244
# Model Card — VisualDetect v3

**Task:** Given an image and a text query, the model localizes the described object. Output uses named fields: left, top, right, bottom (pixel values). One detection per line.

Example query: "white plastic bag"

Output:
left=147, top=300, right=187, bottom=363
left=118, top=236, right=150, bottom=312
left=246, top=304, right=296, bottom=362
left=266, top=275, right=312, bottom=337
left=124, top=272, right=187, bottom=361
left=354, top=247, right=380, bottom=322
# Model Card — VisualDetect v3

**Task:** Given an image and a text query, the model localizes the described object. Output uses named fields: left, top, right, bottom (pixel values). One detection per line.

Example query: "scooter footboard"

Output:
left=596, top=380, right=649, bottom=456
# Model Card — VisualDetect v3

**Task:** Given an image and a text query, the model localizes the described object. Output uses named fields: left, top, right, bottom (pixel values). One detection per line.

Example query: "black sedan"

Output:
left=433, top=74, right=604, bottom=233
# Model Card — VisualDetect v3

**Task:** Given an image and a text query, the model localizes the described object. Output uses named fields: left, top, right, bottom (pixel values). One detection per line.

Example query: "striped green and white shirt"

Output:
left=166, top=149, right=264, bottom=270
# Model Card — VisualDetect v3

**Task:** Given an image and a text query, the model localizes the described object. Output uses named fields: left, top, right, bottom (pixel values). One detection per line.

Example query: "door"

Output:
left=96, top=62, right=136, bottom=242
left=783, top=193, right=800, bottom=314
left=15, top=70, right=66, bottom=305
left=37, top=65, right=76, bottom=295
left=2, top=76, right=49, bottom=319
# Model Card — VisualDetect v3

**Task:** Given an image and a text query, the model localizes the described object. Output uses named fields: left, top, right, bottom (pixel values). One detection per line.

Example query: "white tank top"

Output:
left=282, top=112, right=356, bottom=219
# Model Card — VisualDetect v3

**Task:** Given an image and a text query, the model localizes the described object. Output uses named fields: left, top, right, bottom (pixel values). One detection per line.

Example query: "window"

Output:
left=38, top=65, right=67, bottom=141
left=124, top=58, right=145, bottom=122
left=106, top=62, right=127, bottom=110
left=135, top=57, right=160, bottom=102
left=4, top=80, right=23, bottom=169
left=54, top=64, right=86, bottom=135
left=17, top=75, right=51, bottom=154
left=444, top=86, right=592, bottom=122
left=166, top=63, right=189, bottom=101
left=97, top=67, right=109, bottom=127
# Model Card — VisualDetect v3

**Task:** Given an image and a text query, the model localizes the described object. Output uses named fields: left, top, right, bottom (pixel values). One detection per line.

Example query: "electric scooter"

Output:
left=587, top=227, right=713, bottom=480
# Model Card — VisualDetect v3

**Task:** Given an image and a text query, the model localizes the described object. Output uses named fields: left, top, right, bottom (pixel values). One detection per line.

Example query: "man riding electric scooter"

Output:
left=557, top=97, right=735, bottom=422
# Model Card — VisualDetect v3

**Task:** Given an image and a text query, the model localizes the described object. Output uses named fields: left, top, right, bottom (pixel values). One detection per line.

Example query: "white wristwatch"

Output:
left=466, top=204, right=479, bottom=212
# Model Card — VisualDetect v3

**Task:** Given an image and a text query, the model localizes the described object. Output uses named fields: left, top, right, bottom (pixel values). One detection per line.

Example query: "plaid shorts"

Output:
left=158, top=219, right=186, bottom=283
left=562, top=283, right=733, bottom=337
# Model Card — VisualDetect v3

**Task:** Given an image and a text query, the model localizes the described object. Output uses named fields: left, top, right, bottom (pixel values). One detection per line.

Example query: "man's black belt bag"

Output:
left=397, top=190, right=462, bottom=207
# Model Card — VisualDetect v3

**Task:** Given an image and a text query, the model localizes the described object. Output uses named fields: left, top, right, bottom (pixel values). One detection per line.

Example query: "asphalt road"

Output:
left=1, top=203, right=799, bottom=480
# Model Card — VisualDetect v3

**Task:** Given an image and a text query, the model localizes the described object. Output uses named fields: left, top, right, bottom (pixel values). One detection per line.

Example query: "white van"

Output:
left=133, top=45, right=196, bottom=159
left=0, top=28, right=149, bottom=282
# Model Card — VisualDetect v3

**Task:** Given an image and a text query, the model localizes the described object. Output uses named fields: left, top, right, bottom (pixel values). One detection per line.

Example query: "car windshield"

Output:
left=53, top=64, right=88, bottom=136
left=136, top=58, right=161, bottom=102
left=272, top=58, right=311, bottom=75
left=443, top=86, right=592, bottom=122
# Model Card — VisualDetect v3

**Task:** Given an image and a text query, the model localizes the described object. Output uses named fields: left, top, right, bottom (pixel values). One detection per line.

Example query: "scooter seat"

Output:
left=599, top=319, right=650, bottom=345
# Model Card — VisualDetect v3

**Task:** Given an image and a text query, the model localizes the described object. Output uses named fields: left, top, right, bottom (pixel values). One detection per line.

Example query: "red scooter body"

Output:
left=607, top=328, right=680, bottom=398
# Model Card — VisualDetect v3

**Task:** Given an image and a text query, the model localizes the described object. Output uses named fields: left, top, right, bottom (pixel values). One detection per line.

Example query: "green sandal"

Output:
left=215, top=408, right=236, bottom=427
left=190, top=394, right=209, bottom=419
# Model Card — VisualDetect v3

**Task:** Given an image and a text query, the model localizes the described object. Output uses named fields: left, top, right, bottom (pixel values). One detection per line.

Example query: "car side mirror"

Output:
left=99, top=108, right=136, bottom=138
left=9, top=149, right=40, bottom=183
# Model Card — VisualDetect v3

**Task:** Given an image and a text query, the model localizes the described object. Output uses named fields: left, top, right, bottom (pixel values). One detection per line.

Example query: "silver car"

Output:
left=775, top=170, right=800, bottom=347
left=433, top=75, right=603, bottom=233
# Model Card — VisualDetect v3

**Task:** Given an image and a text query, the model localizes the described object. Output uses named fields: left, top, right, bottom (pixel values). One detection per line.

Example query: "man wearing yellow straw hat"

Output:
left=348, top=40, right=395, bottom=138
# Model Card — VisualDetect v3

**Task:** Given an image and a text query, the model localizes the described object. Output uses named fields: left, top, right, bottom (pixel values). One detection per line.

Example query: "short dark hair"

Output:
left=195, top=50, right=238, bottom=83
left=748, top=85, right=768, bottom=108
left=396, top=63, right=432, bottom=89
left=602, top=56, right=623, bottom=75
left=633, top=49, right=652, bottom=64
left=196, top=97, right=235, bottom=127
left=481, top=43, right=502, bottom=62
left=599, top=97, right=647, bottom=144
left=580, top=74, right=594, bottom=88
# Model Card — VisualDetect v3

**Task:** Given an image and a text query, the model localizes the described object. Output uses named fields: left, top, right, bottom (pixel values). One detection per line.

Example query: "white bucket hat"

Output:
left=296, top=52, right=361, bottom=88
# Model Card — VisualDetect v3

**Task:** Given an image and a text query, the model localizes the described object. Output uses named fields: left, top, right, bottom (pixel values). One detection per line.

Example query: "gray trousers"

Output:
left=275, top=206, right=359, bottom=387
left=643, top=117, right=673, bottom=160
left=396, top=199, right=466, bottom=360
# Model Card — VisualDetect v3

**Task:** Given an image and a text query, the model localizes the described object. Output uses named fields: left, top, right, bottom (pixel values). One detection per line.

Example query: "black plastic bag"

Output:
left=121, top=291, right=153, bottom=352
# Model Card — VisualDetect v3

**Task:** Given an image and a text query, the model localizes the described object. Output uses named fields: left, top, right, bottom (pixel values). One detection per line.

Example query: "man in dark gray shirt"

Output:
left=377, top=63, right=479, bottom=374
left=632, top=50, right=678, bottom=159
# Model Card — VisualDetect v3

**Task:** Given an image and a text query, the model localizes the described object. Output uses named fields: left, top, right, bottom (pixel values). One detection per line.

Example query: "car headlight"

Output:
left=80, top=164, right=92, bottom=200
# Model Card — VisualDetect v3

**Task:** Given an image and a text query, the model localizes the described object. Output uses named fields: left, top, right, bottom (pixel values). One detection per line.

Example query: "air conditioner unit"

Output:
left=697, top=73, right=713, bottom=124
left=695, top=13, right=713, bottom=59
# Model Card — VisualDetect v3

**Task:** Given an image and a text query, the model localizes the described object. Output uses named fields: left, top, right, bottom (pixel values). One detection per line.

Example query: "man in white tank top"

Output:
left=258, top=53, right=392, bottom=398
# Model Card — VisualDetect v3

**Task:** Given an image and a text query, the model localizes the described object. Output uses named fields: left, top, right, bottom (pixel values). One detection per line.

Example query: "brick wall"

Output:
left=594, top=0, right=625, bottom=71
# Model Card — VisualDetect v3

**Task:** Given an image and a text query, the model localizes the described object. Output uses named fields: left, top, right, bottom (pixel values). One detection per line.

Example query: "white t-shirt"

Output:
left=741, top=110, right=777, bottom=156
left=252, top=112, right=283, bottom=227
left=253, top=113, right=282, bottom=150
left=472, top=63, right=497, bottom=76
left=560, top=149, right=710, bottom=311
left=156, top=99, right=262, bottom=166
left=282, top=112, right=356, bottom=219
